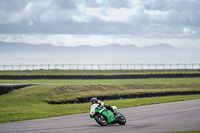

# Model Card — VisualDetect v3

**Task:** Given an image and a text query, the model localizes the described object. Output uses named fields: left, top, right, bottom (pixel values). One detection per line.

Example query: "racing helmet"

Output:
left=90, top=97, right=98, bottom=105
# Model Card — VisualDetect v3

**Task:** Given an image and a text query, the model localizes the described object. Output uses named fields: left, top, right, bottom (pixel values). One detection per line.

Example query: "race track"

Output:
left=0, top=99, right=200, bottom=133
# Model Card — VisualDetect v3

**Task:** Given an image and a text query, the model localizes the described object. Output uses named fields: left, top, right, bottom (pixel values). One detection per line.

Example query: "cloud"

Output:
left=53, top=0, right=77, bottom=10
left=0, top=0, right=27, bottom=13
left=0, top=0, right=199, bottom=40
left=80, top=0, right=132, bottom=9
left=183, top=27, right=196, bottom=35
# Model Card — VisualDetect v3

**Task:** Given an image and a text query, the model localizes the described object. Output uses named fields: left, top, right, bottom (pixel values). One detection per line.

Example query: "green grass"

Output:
left=0, top=69, right=199, bottom=75
left=0, top=70, right=200, bottom=123
left=2, top=81, right=200, bottom=102
left=1, top=89, right=200, bottom=123
left=1, top=77, right=200, bottom=84
left=45, top=83, right=200, bottom=102
left=0, top=80, right=200, bottom=123
left=1, top=78, right=200, bottom=102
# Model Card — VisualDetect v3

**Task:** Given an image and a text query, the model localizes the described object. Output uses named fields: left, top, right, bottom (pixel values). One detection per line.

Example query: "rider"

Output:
left=90, top=97, right=116, bottom=113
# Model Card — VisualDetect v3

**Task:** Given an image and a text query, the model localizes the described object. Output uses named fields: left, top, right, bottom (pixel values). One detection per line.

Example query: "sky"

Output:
left=0, top=0, right=200, bottom=48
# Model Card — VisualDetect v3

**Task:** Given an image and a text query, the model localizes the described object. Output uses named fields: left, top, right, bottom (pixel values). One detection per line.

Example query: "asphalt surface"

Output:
left=0, top=84, right=42, bottom=86
left=0, top=99, right=200, bottom=133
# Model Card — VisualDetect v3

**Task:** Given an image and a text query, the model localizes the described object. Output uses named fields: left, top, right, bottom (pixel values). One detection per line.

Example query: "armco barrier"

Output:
left=0, top=73, right=200, bottom=79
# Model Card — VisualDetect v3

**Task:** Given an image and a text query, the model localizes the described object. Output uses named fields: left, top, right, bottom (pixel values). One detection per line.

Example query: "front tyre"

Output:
left=94, top=114, right=108, bottom=126
left=117, top=113, right=126, bottom=125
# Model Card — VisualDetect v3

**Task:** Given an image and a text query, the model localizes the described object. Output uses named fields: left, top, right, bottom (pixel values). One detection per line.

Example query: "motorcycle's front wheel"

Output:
left=117, top=113, right=126, bottom=125
left=95, top=114, right=108, bottom=126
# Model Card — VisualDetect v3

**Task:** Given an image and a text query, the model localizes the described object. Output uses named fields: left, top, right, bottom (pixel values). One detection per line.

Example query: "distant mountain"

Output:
left=145, top=43, right=176, bottom=50
left=0, top=41, right=199, bottom=54
left=0, top=41, right=73, bottom=54
left=97, top=44, right=139, bottom=52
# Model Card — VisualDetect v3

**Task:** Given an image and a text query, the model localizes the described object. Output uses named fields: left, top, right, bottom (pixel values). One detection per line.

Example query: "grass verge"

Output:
left=0, top=80, right=200, bottom=123
left=1, top=79, right=200, bottom=102
left=0, top=94, right=200, bottom=123
left=0, top=76, right=200, bottom=123
left=1, top=78, right=200, bottom=84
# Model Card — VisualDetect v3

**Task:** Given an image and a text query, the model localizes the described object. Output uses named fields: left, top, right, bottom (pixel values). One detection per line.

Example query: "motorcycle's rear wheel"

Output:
left=95, top=114, right=108, bottom=126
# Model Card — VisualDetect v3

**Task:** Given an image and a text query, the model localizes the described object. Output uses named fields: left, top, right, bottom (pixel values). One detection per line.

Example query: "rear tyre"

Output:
left=95, top=114, right=108, bottom=126
left=117, top=113, right=126, bottom=125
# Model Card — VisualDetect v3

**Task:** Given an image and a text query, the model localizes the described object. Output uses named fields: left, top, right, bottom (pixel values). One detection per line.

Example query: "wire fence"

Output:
left=0, top=64, right=200, bottom=71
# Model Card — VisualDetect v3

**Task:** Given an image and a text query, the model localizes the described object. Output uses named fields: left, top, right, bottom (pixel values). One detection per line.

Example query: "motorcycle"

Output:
left=90, top=104, right=126, bottom=126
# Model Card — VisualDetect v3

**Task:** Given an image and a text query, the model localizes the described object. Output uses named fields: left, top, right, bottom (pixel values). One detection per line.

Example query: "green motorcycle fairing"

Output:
left=90, top=104, right=116, bottom=123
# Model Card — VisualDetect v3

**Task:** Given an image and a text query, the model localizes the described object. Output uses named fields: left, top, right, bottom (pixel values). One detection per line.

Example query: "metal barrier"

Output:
left=0, top=64, right=200, bottom=71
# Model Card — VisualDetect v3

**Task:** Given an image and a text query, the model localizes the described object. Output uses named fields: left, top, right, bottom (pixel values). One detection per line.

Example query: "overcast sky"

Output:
left=0, top=0, right=200, bottom=48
